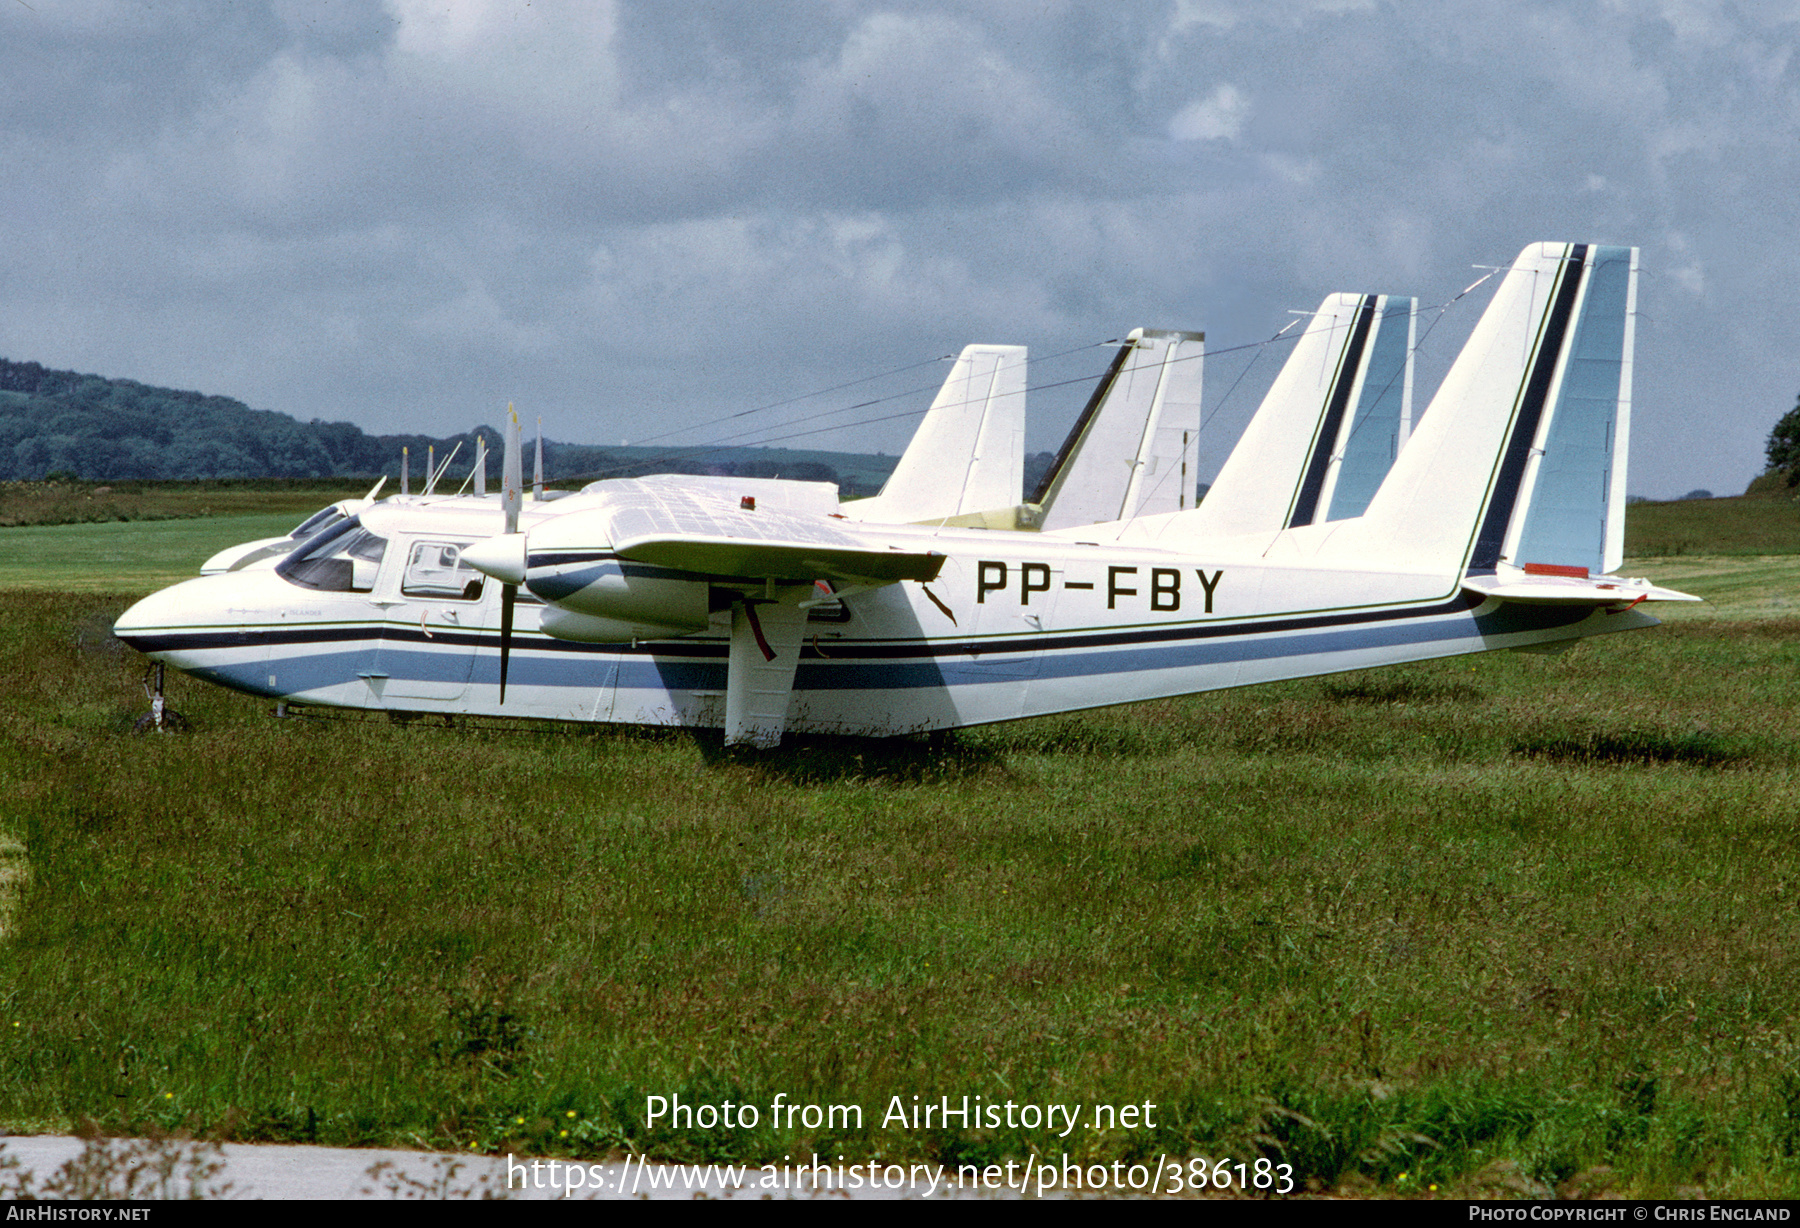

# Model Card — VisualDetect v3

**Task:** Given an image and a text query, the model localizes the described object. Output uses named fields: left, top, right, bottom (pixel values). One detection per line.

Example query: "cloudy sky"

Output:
left=4, top=0, right=1797, bottom=497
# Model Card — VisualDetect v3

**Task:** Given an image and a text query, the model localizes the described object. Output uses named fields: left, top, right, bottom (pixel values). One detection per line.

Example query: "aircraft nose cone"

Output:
left=113, top=577, right=229, bottom=656
left=113, top=585, right=188, bottom=651
left=461, top=533, right=528, bottom=585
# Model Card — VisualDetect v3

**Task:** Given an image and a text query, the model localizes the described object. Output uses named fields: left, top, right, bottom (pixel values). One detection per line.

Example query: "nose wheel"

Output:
left=132, top=663, right=190, bottom=734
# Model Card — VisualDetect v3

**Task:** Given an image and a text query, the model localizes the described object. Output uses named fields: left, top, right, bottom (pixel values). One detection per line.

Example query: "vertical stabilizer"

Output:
left=847, top=344, right=1026, bottom=524
left=1191, top=293, right=1414, bottom=540
left=1033, top=329, right=1205, bottom=530
left=1321, top=296, right=1415, bottom=522
left=1324, top=243, right=1637, bottom=579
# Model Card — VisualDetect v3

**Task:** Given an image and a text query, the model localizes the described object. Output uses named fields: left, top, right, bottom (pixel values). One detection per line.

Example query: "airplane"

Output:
left=930, top=328, right=1207, bottom=532
left=183, top=343, right=1026, bottom=583
left=198, top=478, right=389, bottom=575
left=845, top=344, right=1026, bottom=525
left=113, top=242, right=1695, bottom=749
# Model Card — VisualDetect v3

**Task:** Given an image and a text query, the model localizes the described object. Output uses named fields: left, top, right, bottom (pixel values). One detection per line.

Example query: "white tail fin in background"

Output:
left=1192, top=293, right=1414, bottom=540
left=1315, top=296, right=1415, bottom=523
left=1325, top=243, right=1637, bottom=579
left=846, top=344, right=1026, bottom=525
left=1031, top=329, right=1204, bottom=530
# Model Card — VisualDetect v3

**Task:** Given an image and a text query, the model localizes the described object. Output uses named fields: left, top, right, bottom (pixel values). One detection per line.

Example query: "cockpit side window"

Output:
left=288, top=505, right=347, bottom=541
left=276, top=518, right=389, bottom=593
left=401, top=541, right=485, bottom=602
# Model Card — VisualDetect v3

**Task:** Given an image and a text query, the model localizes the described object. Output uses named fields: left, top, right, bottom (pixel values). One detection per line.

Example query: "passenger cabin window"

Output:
left=402, top=542, right=485, bottom=602
left=276, top=519, right=388, bottom=593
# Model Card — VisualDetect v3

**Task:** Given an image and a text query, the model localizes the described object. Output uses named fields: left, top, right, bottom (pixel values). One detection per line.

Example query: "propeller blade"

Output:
left=498, top=403, right=524, bottom=704
left=502, top=403, right=523, bottom=534
left=499, top=581, right=516, bottom=704
left=427, top=439, right=462, bottom=495
left=533, top=416, right=544, bottom=501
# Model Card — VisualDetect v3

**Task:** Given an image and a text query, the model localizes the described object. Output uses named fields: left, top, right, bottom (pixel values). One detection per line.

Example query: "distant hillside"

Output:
left=0, top=358, right=899, bottom=496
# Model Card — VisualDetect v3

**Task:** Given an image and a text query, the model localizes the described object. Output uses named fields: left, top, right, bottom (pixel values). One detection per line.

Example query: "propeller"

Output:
left=533, top=416, right=544, bottom=501
left=498, top=403, right=523, bottom=702
left=425, top=440, right=462, bottom=496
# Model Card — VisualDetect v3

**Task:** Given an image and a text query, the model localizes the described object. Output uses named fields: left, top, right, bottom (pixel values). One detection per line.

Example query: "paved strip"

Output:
left=0, top=1137, right=979, bottom=1200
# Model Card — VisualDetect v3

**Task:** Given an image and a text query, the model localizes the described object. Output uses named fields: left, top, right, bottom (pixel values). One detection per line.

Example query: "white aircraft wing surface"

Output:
left=548, top=481, right=945, bottom=585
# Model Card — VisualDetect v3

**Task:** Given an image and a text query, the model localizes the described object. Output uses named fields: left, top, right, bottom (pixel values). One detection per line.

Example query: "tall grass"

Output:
left=3, top=588, right=1800, bottom=1195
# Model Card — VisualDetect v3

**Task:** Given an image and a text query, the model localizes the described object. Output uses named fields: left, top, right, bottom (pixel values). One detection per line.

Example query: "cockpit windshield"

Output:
left=275, top=517, right=388, bottom=592
left=287, top=504, right=348, bottom=541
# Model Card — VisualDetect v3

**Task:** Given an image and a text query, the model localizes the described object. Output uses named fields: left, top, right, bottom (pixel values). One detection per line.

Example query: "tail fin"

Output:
left=846, top=344, right=1025, bottom=525
left=1031, top=328, right=1204, bottom=530
left=1192, top=293, right=1414, bottom=539
left=1330, top=243, right=1637, bottom=578
left=1316, top=296, right=1415, bottom=522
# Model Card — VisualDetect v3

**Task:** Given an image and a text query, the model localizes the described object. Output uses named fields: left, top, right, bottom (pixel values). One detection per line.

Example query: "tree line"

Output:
left=0, top=358, right=891, bottom=495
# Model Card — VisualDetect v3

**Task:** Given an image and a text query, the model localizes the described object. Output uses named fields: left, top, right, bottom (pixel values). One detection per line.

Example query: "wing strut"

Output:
left=725, top=593, right=808, bottom=748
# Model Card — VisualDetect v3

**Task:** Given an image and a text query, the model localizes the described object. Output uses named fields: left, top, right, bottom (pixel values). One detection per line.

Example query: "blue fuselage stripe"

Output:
left=142, top=592, right=1585, bottom=702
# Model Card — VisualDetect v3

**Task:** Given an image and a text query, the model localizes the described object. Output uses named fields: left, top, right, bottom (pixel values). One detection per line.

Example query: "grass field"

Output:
left=0, top=480, right=379, bottom=529
left=0, top=494, right=1797, bottom=1197
left=0, top=515, right=303, bottom=591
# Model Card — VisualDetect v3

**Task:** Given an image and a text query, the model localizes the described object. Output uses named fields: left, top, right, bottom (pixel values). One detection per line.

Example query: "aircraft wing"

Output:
left=576, top=481, right=945, bottom=585
left=612, top=519, right=945, bottom=586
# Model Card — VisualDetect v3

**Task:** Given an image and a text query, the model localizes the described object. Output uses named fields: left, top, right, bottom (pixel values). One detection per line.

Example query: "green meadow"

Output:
left=1, top=494, right=1798, bottom=1196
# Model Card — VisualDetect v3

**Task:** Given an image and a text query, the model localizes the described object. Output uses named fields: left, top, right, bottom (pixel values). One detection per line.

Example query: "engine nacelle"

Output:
left=537, top=604, right=707, bottom=643
left=525, top=557, right=711, bottom=634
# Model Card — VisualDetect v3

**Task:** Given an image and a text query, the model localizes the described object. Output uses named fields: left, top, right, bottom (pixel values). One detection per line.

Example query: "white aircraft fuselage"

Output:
left=112, top=495, right=1659, bottom=738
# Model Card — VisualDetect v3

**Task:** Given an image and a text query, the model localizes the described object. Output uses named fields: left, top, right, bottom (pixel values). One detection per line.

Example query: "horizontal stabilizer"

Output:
left=1461, top=571, right=1699, bottom=606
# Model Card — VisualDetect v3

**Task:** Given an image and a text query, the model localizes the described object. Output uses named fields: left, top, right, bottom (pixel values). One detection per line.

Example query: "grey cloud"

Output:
left=2, top=0, right=1798, bottom=494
